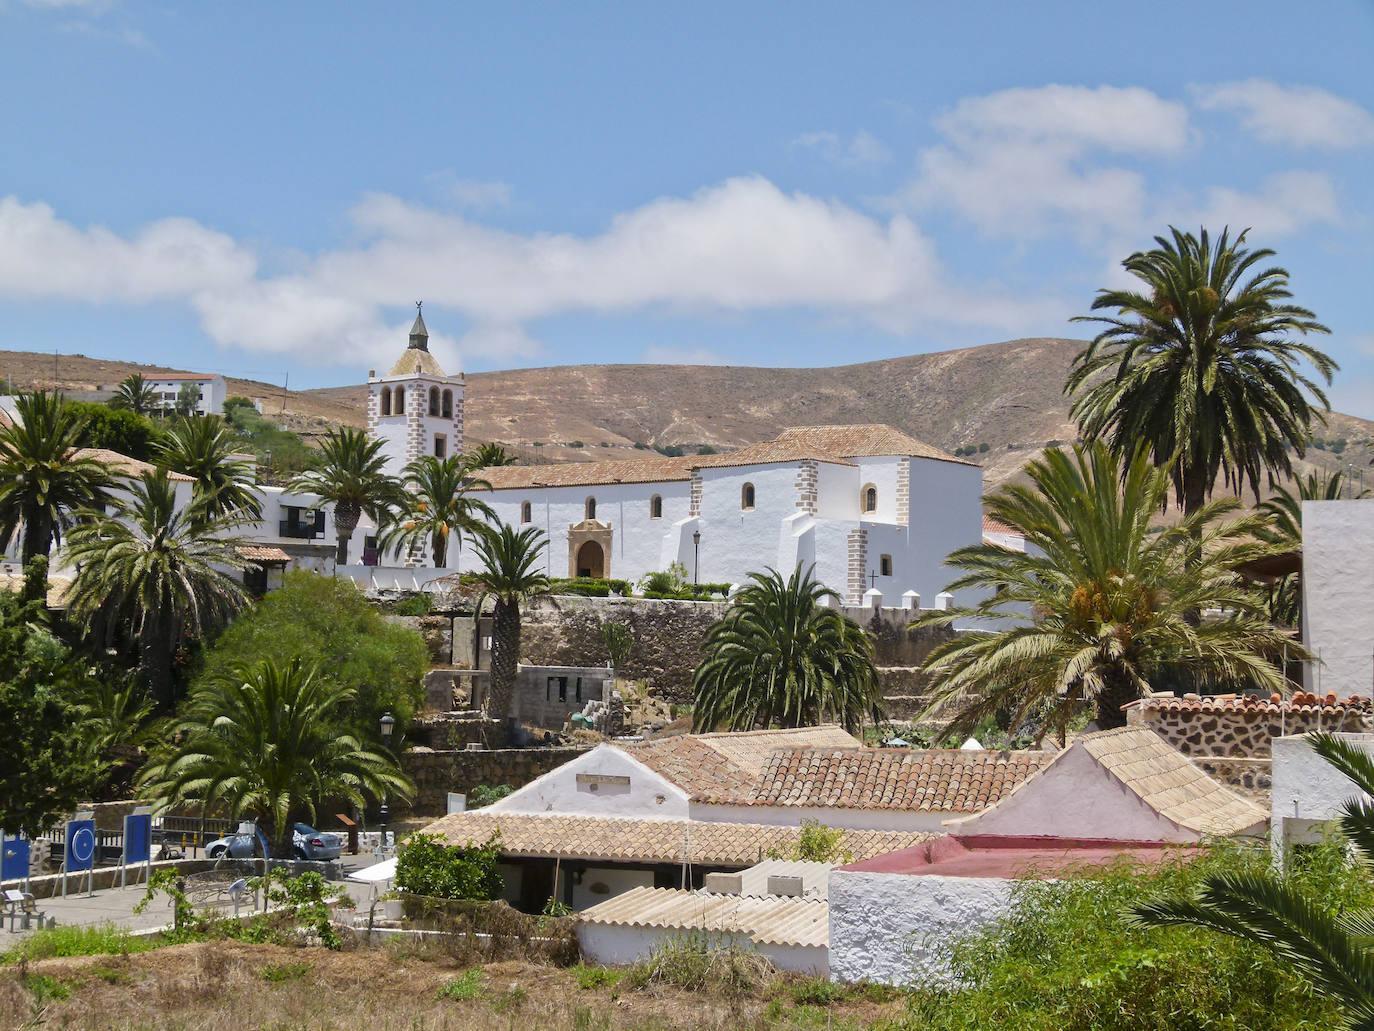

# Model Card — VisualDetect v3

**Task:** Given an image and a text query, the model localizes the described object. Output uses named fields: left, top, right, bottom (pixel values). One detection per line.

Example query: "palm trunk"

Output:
left=487, top=597, right=520, bottom=745
left=334, top=501, right=360, bottom=566
left=1094, top=673, right=1140, bottom=730
left=20, top=503, right=53, bottom=572
left=432, top=531, right=447, bottom=569
left=140, top=610, right=176, bottom=708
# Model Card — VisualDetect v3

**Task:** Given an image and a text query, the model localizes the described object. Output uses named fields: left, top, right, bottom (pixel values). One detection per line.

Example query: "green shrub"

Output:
left=390, top=593, right=432, bottom=616
left=395, top=832, right=503, bottom=901
left=260, top=960, right=312, bottom=983
left=904, top=839, right=1363, bottom=1030
left=1, top=923, right=152, bottom=964
left=573, top=964, right=624, bottom=990
left=467, top=783, right=513, bottom=809
left=789, top=976, right=846, bottom=1006
left=437, top=968, right=484, bottom=1000
left=766, top=819, right=852, bottom=863
left=626, top=933, right=775, bottom=997
left=69, top=400, right=165, bottom=461
left=22, top=973, right=71, bottom=1004
left=548, top=577, right=611, bottom=598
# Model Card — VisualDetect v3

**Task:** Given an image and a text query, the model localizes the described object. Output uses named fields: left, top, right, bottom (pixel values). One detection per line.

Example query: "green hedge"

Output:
left=547, top=577, right=632, bottom=598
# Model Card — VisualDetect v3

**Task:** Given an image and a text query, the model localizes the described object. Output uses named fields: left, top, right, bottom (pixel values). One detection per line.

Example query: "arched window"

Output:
left=862, top=484, right=878, bottom=514
left=741, top=483, right=756, bottom=510
left=394, top=386, right=405, bottom=414
left=380, top=387, right=391, bottom=416
left=428, top=386, right=440, bottom=416
left=649, top=495, right=662, bottom=519
left=520, top=501, right=532, bottom=524
left=441, top=389, right=453, bottom=419
left=585, top=496, right=597, bottom=520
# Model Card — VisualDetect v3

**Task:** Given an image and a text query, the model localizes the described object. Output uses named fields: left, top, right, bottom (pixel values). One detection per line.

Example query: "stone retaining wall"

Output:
left=401, top=746, right=591, bottom=815
left=1193, top=757, right=1272, bottom=799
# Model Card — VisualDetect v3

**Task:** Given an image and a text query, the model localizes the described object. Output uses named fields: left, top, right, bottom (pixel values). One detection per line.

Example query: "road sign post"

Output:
left=122, top=809, right=153, bottom=888
left=63, top=814, right=97, bottom=899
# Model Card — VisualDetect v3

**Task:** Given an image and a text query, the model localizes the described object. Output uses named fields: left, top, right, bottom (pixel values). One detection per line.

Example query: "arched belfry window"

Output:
left=520, top=501, right=532, bottom=524
left=585, top=496, right=597, bottom=521
left=380, top=388, right=392, bottom=416
left=862, top=484, right=878, bottom=514
left=441, top=389, right=453, bottom=419
left=741, top=483, right=756, bottom=511
left=649, top=495, right=663, bottom=519
left=394, top=386, right=405, bottom=414
left=428, top=386, right=440, bottom=416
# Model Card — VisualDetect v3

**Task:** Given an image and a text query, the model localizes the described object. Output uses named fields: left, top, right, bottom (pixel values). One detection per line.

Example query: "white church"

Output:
left=365, top=311, right=995, bottom=606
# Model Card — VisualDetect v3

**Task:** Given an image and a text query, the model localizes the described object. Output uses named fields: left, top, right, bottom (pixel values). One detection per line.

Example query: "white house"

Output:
left=1302, top=498, right=1374, bottom=698
left=141, top=372, right=227, bottom=416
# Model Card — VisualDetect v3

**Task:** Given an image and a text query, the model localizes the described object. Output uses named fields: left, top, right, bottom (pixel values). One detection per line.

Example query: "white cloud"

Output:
left=792, top=129, right=890, bottom=168
left=425, top=173, right=513, bottom=211
left=1194, top=80, right=1374, bottom=149
left=0, top=178, right=1059, bottom=370
left=1168, top=171, right=1340, bottom=238
left=641, top=346, right=729, bottom=366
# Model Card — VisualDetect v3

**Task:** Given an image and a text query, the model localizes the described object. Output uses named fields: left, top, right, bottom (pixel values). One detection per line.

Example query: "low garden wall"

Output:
left=401, top=746, right=592, bottom=815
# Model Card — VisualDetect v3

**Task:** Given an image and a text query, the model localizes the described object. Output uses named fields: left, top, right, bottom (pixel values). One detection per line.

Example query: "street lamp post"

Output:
left=378, top=711, right=395, bottom=851
left=692, top=530, right=701, bottom=587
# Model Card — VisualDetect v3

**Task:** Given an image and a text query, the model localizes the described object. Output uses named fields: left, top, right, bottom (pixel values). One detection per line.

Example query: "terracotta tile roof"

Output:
left=74, top=448, right=195, bottom=482
left=1077, top=727, right=1268, bottom=836
left=982, top=514, right=1020, bottom=536
left=692, top=442, right=855, bottom=469
left=577, top=886, right=829, bottom=948
left=481, top=455, right=695, bottom=490
left=420, top=811, right=930, bottom=867
left=1125, top=692, right=1373, bottom=717
left=772, top=424, right=972, bottom=466
left=743, top=748, right=1053, bottom=812
left=235, top=544, right=291, bottom=563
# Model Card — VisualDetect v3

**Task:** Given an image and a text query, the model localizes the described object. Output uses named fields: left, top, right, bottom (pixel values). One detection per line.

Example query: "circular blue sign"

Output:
left=70, top=826, right=95, bottom=865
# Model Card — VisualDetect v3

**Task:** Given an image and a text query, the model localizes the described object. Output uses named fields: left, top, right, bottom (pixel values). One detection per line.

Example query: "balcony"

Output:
left=278, top=520, right=322, bottom=540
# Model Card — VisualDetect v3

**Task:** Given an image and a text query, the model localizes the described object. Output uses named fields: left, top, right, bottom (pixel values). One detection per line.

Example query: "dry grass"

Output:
left=0, top=938, right=908, bottom=1030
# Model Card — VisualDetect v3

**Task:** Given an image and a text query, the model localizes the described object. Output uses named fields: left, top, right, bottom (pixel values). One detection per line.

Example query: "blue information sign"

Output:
left=65, top=819, right=97, bottom=873
left=124, top=814, right=152, bottom=865
left=1, top=835, right=28, bottom=881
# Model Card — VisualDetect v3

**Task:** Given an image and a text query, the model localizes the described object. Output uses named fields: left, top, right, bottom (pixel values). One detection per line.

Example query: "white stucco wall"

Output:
left=697, top=463, right=803, bottom=584
left=1302, top=499, right=1374, bottom=698
left=855, top=456, right=901, bottom=524
left=576, top=923, right=828, bottom=975
left=571, top=866, right=656, bottom=911
left=1270, top=732, right=1374, bottom=864
left=904, top=457, right=983, bottom=611
left=490, top=744, right=691, bottom=819
left=948, top=745, right=1203, bottom=843
left=829, top=870, right=1013, bottom=986
left=689, top=803, right=951, bottom=834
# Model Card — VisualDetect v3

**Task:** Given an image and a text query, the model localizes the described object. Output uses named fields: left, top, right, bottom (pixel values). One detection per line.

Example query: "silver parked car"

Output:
left=291, top=823, right=343, bottom=861
left=205, top=832, right=258, bottom=860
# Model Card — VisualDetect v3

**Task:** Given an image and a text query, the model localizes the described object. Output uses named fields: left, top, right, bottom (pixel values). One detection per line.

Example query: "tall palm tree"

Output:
left=915, top=444, right=1297, bottom=735
left=468, top=524, right=549, bottom=741
left=1136, top=732, right=1374, bottom=1029
left=1067, top=227, right=1336, bottom=517
left=288, top=428, right=401, bottom=566
left=468, top=442, right=517, bottom=469
left=155, top=415, right=262, bottom=521
left=65, top=470, right=250, bottom=705
left=692, top=565, right=881, bottom=733
left=381, top=454, right=495, bottom=568
left=0, top=391, right=112, bottom=584
left=1257, top=470, right=1361, bottom=626
left=109, top=374, right=160, bottom=417
left=137, top=657, right=413, bottom=857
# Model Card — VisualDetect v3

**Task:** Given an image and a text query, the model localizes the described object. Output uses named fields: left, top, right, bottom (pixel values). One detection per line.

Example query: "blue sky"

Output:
left=2, top=1, right=1372, bottom=416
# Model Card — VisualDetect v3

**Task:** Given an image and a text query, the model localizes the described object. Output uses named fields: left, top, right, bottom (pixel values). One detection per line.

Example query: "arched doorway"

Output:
left=575, top=540, right=605, bottom=579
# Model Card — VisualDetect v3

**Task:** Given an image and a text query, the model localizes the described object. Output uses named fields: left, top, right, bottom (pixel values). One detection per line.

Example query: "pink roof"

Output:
left=839, top=833, right=1199, bottom=879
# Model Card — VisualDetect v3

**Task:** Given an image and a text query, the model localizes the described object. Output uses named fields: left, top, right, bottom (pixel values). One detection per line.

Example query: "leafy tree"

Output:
left=1256, top=470, right=1361, bottom=626
left=67, top=401, right=165, bottom=461
left=0, top=576, right=101, bottom=836
left=1135, top=733, right=1374, bottom=1029
left=601, top=621, right=634, bottom=671
left=223, top=399, right=317, bottom=480
left=916, top=444, right=1296, bottom=735
left=174, top=382, right=202, bottom=417
left=468, top=442, right=517, bottom=468
left=395, top=832, right=503, bottom=900
left=109, top=373, right=160, bottom=417
left=196, top=571, right=427, bottom=733
left=468, top=524, right=550, bottom=740
left=138, top=656, right=413, bottom=856
left=766, top=820, right=852, bottom=863
left=1067, top=227, right=1335, bottom=517
left=155, top=415, right=262, bottom=520
left=692, top=565, right=881, bottom=733
left=65, top=469, right=250, bottom=705
left=381, top=454, right=494, bottom=568
left=0, top=391, right=112, bottom=583
left=288, top=427, right=401, bottom=565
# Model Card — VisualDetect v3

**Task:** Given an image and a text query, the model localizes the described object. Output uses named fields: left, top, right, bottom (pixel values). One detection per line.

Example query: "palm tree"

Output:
left=381, top=455, right=495, bottom=568
left=288, top=428, right=401, bottom=566
left=915, top=444, right=1298, bottom=736
left=468, top=524, right=549, bottom=741
left=692, top=566, right=881, bottom=733
left=65, top=470, right=250, bottom=705
left=1257, top=470, right=1361, bottom=626
left=109, top=374, right=160, bottom=416
left=156, top=415, right=262, bottom=520
left=1067, top=227, right=1336, bottom=517
left=0, top=391, right=112, bottom=584
left=468, top=442, right=517, bottom=469
left=137, top=657, right=413, bottom=857
left=1136, top=732, right=1374, bottom=1029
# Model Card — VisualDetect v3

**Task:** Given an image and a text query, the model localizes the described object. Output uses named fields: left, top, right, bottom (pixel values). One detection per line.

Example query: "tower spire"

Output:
left=408, top=301, right=429, bottom=351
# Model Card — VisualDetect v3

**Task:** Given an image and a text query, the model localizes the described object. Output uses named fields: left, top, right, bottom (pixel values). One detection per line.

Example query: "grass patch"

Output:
left=436, top=967, right=484, bottom=1001
left=260, top=960, right=312, bottom=984
left=1, top=923, right=154, bottom=964
left=23, top=973, right=72, bottom=1004
left=572, top=963, right=624, bottom=991
left=88, top=965, right=133, bottom=985
left=788, top=976, right=847, bottom=1006
left=626, top=933, right=775, bottom=998
left=491, top=985, right=527, bottom=1013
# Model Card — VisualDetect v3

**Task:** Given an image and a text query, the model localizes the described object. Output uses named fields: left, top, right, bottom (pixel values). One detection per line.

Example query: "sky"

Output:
left=1, top=1, right=1372, bottom=416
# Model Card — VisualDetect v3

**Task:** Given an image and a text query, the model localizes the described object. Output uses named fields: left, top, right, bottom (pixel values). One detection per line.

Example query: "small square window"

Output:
left=880, top=554, right=893, bottom=577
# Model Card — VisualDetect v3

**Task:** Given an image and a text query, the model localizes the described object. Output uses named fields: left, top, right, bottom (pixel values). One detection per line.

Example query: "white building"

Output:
left=366, top=305, right=464, bottom=479
left=141, top=373, right=227, bottom=416
left=1302, top=498, right=1374, bottom=698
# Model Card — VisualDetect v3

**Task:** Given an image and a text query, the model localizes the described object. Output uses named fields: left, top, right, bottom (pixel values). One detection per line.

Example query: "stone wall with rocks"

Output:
left=1127, top=697, right=1373, bottom=758
left=401, top=746, right=591, bottom=815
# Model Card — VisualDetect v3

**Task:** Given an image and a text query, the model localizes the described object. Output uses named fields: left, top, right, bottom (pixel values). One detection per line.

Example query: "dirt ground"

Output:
left=0, top=939, right=909, bottom=1030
